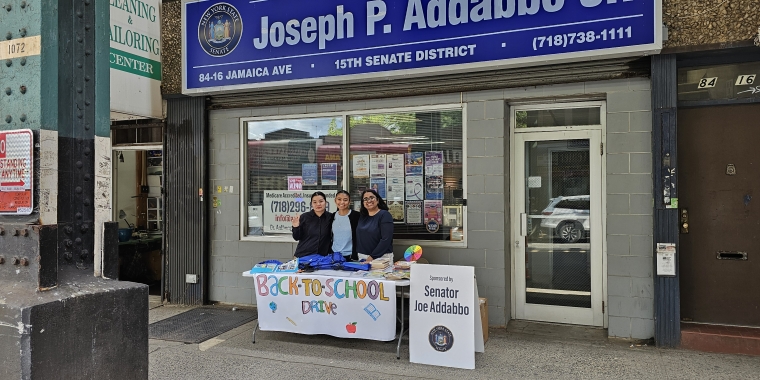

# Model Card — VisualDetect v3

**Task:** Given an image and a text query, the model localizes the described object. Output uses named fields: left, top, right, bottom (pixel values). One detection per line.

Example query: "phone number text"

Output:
left=533, top=27, right=633, bottom=51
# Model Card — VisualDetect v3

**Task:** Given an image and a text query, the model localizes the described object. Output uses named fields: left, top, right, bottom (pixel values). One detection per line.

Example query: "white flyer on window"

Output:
left=352, top=155, right=369, bottom=178
left=386, top=154, right=405, bottom=178
left=386, top=177, right=405, bottom=201
left=405, top=176, right=424, bottom=201
left=425, top=151, right=444, bottom=176
left=388, top=201, right=405, bottom=223
left=370, top=154, right=386, bottom=178
left=405, top=201, right=423, bottom=225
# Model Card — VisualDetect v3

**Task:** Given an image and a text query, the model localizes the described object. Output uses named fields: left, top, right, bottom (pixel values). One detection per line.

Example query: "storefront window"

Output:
left=677, top=61, right=760, bottom=103
left=245, top=117, right=343, bottom=236
left=243, top=109, right=465, bottom=242
left=348, top=109, right=464, bottom=241
left=516, top=107, right=600, bottom=128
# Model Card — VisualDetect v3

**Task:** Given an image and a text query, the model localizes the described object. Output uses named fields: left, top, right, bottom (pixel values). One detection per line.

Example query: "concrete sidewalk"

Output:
left=148, top=304, right=760, bottom=379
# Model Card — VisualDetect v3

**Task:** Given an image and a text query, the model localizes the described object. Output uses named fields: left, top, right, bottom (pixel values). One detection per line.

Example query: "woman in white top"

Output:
left=331, top=190, right=360, bottom=260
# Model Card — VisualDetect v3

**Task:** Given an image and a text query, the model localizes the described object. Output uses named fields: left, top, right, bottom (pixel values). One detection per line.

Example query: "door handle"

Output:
left=520, top=213, right=527, bottom=236
left=680, top=208, right=689, bottom=234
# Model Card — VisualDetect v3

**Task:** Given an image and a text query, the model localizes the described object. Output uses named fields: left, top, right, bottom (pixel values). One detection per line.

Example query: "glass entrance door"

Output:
left=513, top=130, right=603, bottom=326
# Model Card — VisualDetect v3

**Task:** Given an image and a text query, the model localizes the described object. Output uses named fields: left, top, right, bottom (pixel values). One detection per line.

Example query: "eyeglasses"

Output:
left=362, top=197, right=377, bottom=202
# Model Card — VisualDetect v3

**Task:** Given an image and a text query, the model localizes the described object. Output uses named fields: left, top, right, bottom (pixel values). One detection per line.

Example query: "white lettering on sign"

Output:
left=0, top=35, right=41, bottom=60
left=253, top=6, right=355, bottom=50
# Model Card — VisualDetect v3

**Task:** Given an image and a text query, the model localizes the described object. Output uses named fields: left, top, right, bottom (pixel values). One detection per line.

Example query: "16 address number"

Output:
left=736, top=74, right=756, bottom=86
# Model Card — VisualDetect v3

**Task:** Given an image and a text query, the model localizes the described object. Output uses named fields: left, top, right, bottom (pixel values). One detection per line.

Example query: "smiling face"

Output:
left=311, top=194, right=326, bottom=214
left=335, top=193, right=350, bottom=212
left=362, top=191, right=379, bottom=213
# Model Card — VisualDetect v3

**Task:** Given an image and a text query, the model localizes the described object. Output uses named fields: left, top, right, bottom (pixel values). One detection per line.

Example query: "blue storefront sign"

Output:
left=182, top=0, right=661, bottom=94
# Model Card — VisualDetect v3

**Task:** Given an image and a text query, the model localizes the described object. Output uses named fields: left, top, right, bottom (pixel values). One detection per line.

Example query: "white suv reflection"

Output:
left=539, top=195, right=590, bottom=243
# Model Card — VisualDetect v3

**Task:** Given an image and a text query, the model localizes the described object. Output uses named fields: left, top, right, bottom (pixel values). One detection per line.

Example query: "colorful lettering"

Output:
left=345, top=280, right=357, bottom=299
left=367, top=280, right=379, bottom=300
left=379, top=282, right=389, bottom=301
left=256, top=274, right=269, bottom=296
left=289, top=276, right=299, bottom=295
left=325, top=278, right=334, bottom=297
left=334, top=279, right=344, bottom=299
left=277, top=276, right=288, bottom=295
left=269, top=275, right=279, bottom=296
left=356, top=280, right=367, bottom=299
left=312, top=279, right=323, bottom=296
left=302, top=279, right=313, bottom=296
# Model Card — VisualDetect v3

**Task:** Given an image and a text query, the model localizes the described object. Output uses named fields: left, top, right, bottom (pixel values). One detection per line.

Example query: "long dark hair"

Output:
left=359, top=189, right=388, bottom=216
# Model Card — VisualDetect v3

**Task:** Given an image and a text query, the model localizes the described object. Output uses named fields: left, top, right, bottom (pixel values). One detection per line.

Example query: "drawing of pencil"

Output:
left=286, top=317, right=297, bottom=326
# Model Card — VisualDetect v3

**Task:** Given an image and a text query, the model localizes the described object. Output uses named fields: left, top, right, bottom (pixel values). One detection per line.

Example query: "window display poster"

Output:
left=405, top=152, right=423, bottom=176
left=263, top=190, right=337, bottom=233
left=426, top=176, right=443, bottom=200
left=386, top=177, right=404, bottom=201
left=386, top=154, right=405, bottom=178
left=424, top=200, right=443, bottom=233
left=425, top=151, right=444, bottom=176
left=302, top=163, right=318, bottom=186
left=405, top=176, right=424, bottom=201
left=287, top=176, right=303, bottom=191
left=370, top=154, right=386, bottom=178
left=405, top=201, right=423, bottom=225
left=388, top=201, right=405, bottom=223
left=370, top=177, right=387, bottom=199
left=321, top=163, right=338, bottom=186
left=352, top=155, right=369, bottom=178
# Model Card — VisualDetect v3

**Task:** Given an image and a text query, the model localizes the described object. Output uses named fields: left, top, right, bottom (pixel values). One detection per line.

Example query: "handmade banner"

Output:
left=252, top=273, right=397, bottom=341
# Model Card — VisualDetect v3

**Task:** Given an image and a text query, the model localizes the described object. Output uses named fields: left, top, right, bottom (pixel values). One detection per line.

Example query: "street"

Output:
left=148, top=304, right=760, bottom=379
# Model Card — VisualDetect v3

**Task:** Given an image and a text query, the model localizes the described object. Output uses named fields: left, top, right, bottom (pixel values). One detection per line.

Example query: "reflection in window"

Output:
left=348, top=109, right=464, bottom=241
left=516, top=107, right=601, bottom=128
left=245, top=117, right=343, bottom=236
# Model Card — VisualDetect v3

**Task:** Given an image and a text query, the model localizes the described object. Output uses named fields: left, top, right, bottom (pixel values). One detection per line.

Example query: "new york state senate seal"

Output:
left=198, top=2, right=243, bottom=57
left=428, top=325, right=454, bottom=352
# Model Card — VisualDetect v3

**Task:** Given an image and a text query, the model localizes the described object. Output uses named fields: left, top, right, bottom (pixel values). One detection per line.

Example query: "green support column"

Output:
left=0, top=1, right=147, bottom=378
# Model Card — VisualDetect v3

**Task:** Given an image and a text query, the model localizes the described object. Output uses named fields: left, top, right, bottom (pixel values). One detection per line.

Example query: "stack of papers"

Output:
left=370, top=258, right=391, bottom=270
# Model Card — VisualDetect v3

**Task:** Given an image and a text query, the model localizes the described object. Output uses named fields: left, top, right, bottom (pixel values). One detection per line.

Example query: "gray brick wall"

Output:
left=206, top=77, right=653, bottom=337
left=601, top=77, right=654, bottom=339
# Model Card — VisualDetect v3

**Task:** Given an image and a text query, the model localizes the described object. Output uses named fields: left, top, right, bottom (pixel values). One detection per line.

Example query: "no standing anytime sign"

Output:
left=0, top=129, right=33, bottom=215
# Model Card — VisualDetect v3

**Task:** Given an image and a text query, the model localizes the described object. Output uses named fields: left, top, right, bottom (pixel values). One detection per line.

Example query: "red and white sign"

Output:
left=287, top=176, right=303, bottom=191
left=0, top=129, right=33, bottom=215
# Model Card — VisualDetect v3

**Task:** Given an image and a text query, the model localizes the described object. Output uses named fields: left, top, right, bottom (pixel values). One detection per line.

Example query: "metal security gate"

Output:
left=164, top=97, right=208, bottom=304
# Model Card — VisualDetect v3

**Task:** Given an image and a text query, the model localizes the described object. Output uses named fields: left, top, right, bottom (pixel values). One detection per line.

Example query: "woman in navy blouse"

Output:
left=355, top=189, right=394, bottom=262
